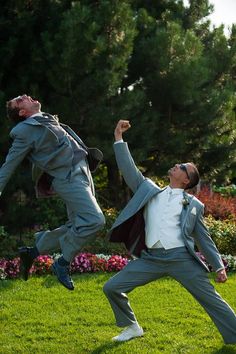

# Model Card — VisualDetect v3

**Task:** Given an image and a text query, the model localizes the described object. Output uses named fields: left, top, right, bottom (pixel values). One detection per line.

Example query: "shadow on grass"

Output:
left=40, top=274, right=59, bottom=288
left=39, top=272, right=110, bottom=289
left=213, top=345, right=236, bottom=354
left=0, top=279, right=15, bottom=291
left=89, top=340, right=126, bottom=353
left=90, top=341, right=236, bottom=354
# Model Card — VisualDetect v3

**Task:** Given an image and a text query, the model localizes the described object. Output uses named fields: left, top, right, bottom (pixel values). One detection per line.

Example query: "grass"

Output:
left=1, top=272, right=236, bottom=354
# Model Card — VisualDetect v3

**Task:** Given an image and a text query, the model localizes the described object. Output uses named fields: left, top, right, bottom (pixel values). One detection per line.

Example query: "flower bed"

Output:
left=0, top=252, right=235, bottom=280
left=0, top=253, right=129, bottom=280
left=196, top=252, right=233, bottom=272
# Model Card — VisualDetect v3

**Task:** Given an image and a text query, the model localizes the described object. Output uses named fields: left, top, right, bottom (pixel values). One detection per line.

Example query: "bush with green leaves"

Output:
left=213, top=184, right=236, bottom=197
left=0, top=226, right=24, bottom=258
left=2, top=195, right=236, bottom=258
left=205, top=215, right=236, bottom=255
left=82, top=207, right=127, bottom=255
left=0, top=207, right=126, bottom=258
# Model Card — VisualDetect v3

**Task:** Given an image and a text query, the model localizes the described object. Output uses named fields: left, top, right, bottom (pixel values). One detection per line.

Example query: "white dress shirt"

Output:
left=144, top=186, right=185, bottom=249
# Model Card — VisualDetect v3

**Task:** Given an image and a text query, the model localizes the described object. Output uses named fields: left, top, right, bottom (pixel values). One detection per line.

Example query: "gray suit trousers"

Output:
left=103, top=247, right=236, bottom=344
left=35, top=159, right=105, bottom=261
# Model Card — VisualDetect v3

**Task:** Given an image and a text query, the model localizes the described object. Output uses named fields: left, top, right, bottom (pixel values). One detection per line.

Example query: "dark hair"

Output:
left=6, top=101, right=26, bottom=124
left=186, top=163, right=200, bottom=189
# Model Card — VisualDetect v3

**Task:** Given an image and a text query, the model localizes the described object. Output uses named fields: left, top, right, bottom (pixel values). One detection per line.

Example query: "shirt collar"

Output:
left=28, top=112, right=43, bottom=119
left=166, top=185, right=184, bottom=195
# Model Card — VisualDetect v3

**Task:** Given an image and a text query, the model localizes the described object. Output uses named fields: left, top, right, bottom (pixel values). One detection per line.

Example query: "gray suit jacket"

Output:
left=0, top=115, right=92, bottom=197
left=109, top=142, right=224, bottom=272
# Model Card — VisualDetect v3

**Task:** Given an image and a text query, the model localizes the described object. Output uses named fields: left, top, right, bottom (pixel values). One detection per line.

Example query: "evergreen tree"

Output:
left=0, top=0, right=235, bottom=233
left=113, top=0, right=236, bottom=186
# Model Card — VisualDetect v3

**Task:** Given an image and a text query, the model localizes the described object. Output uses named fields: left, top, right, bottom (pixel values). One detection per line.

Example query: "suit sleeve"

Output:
left=193, top=205, right=224, bottom=271
left=113, top=142, right=145, bottom=193
left=0, top=130, right=32, bottom=193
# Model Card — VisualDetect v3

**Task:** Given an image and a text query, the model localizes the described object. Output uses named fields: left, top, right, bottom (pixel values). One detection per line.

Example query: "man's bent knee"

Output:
left=95, top=213, right=106, bottom=231
left=103, top=280, right=114, bottom=296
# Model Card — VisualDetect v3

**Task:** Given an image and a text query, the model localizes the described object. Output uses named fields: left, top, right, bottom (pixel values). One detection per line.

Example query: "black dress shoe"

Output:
left=18, top=247, right=34, bottom=281
left=52, top=260, right=74, bottom=290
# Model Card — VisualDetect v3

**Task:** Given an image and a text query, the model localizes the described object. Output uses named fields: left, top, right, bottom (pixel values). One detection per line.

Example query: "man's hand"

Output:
left=216, top=268, right=227, bottom=283
left=114, top=120, right=131, bottom=141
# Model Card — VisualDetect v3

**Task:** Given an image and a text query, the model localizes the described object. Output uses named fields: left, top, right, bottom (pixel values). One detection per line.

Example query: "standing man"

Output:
left=0, top=94, right=105, bottom=290
left=103, top=120, right=236, bottom=344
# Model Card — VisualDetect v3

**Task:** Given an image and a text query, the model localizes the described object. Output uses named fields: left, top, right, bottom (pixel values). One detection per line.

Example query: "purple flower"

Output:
left=71, top=253, right=93, bottom=273
left=196, top=251, right=228, bottom=272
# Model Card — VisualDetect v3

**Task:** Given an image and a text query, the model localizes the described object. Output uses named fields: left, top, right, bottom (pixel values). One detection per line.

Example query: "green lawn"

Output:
left=1, top=272, right=236, bottom=354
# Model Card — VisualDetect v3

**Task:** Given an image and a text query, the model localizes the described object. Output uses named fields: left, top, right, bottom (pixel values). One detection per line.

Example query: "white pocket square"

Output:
left=191, top=207, right=197, bottom=215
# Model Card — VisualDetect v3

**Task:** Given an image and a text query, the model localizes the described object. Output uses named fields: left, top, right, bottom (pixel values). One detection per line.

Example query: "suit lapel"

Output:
left=60, top=123, right=86, bottom=148
left=110, top=181, right=164, bottom=231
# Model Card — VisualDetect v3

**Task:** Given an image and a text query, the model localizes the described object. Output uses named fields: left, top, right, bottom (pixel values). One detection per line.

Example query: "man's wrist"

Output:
left=114, top=134, right=123, bottom=141
left=114, top=139, right=124, bottom=144
left=216, top=267, right=225, bottom=273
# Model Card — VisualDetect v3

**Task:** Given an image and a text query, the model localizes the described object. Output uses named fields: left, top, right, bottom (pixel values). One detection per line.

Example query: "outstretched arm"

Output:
left=113, top=120, right=145, bottom=193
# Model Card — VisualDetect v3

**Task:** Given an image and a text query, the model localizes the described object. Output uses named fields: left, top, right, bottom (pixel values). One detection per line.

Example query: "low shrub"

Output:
left=0, top=207, right=126, bottom=258
left=221, top=254, right=236, bottom=271
left=0, top=257, right=20, bottom=279
left=213, top=184, right=236, bottom=197
left=205, top=215, right=236, bottom=255
left=82, top=207, right=127, bottom=255
left=32, top=255, right=54, bottom=275
left=0, top=226, right=39, bottom=258
left=196, top=187, right=236, bottom=220
left=196, top=252, right=229, bottom=272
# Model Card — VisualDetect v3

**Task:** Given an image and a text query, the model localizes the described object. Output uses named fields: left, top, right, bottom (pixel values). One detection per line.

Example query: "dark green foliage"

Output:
left=121, top=2, right=236, bottom=182
left=205, top=215, right=236, bottom=255
left=82, top=207, right=127, bottom=255
left=213, top=184, right=236, bottom=197
left=0, top=0, right=235, bottom=236
left=0, top=206, right=125, bottom=258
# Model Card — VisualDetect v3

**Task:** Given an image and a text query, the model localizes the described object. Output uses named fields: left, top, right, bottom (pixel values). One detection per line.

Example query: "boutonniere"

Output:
left=181, top=194, right=190, bottom=209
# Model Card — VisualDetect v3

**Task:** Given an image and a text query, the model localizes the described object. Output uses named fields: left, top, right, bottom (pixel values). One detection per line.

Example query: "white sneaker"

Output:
left=112, top=324, right=144, bottom=342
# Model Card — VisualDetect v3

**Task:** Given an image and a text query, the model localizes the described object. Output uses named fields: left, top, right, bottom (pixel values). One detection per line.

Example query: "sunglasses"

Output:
left=180, top=164, right=190, bottom=180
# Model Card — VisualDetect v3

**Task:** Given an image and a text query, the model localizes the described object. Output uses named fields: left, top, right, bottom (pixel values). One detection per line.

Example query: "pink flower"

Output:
left=71, top=253, right=93, bottom=273
left=2, top=257, right=21, bottom=278
left=0, top=253, right=130, bottom=279
left=107, top=255, right=128, bottom=272
left=31, top=255, right=53, bottom=275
